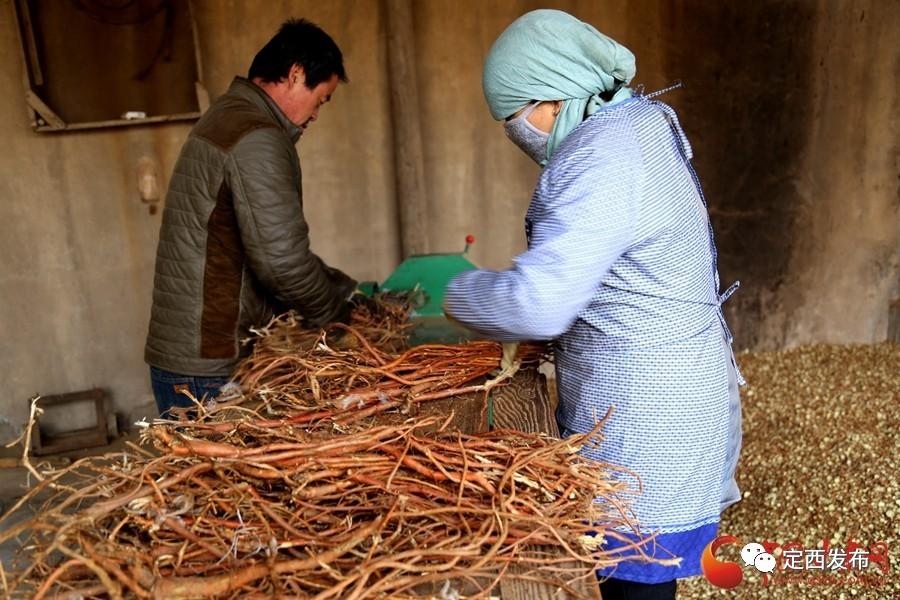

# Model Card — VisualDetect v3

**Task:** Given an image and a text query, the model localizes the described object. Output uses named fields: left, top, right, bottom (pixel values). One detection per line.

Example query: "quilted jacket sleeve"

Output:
left=227, top=127, right=356, bottom=326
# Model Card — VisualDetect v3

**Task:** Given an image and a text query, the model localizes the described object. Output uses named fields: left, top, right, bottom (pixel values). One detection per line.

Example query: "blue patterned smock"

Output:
left=445, top=96, right=743, bottom=583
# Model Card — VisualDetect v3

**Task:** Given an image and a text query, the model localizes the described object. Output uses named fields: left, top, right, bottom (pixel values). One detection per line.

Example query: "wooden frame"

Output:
left=10, top=0, right=209, bottom=133
left=32, top=388, right=111, bottom=456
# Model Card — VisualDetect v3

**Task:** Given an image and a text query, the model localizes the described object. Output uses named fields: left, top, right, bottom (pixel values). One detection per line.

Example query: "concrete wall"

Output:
left=1, top=0, right=897, bottom=439
left=662, top=0, right=899, bottom=348
left=760, top=0, right=899, bottom=347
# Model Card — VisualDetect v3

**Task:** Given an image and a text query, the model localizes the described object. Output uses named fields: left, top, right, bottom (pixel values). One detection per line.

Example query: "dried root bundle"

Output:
left=1, top=417, right=666, bottom=599
left=247, top=292, right=416, bottom=358
left=0, top=298, right=667, bottom=598
left=227, top=296, right=546, bottom=422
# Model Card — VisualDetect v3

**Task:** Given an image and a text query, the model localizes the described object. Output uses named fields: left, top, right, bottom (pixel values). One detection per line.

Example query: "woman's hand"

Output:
left=442, top=302, right=465, bottom=329
left=501, top=342, right=520, bottom=371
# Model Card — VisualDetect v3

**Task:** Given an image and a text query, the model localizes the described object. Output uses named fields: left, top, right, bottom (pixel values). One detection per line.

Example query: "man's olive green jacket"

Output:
left=145, top=77, right=355, bottom=376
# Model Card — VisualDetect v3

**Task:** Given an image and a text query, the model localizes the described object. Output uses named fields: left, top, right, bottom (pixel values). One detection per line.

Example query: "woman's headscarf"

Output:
left=483, top=9, right=636, bottom=161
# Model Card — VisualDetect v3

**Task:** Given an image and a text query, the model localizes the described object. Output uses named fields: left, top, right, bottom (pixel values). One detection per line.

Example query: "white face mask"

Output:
left=504, top=102, right=549, bottom=165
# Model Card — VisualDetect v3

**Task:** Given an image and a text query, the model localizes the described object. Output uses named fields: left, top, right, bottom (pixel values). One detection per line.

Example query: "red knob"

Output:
left=465, top=235, right=475, bottom=245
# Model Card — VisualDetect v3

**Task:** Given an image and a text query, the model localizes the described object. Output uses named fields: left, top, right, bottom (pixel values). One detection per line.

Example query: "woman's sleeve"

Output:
left=444, top=144, right=639, bottom=341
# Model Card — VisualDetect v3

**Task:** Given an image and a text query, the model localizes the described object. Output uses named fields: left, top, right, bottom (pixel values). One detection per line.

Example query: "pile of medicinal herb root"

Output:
left=679, top=343, right=899, bottom=600
left=224, top=297, right=547, bottom=428
left=0, top=415, right=662, bottom=599
left=0, top=297, right=662, bottom=598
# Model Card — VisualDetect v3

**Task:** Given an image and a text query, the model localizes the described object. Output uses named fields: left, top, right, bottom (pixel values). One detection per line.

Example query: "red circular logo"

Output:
left=702, top=535, right=744, bottom=589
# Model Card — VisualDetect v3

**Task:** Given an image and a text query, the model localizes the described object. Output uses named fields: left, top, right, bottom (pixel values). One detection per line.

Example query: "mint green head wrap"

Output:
left=483, top=9, right=636, bottom=162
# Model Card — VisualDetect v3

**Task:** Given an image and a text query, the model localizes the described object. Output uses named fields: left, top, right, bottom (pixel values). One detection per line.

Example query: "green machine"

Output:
left=365, top=236, right=479, bottom=346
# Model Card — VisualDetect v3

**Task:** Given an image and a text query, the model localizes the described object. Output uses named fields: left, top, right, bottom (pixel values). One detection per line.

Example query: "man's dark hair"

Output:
left=248, top=19, right=347, bottom=87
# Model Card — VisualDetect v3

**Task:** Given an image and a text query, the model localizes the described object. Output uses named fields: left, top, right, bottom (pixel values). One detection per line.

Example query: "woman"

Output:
left=444, top=10, right=743, bottom=599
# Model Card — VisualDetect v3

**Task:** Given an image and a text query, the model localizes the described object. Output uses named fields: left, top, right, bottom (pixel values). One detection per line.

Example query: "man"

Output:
left=145, top=19, right=357, bottom=415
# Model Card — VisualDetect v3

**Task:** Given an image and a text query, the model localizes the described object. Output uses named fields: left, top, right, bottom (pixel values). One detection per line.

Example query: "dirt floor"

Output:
left=1, top=343, right=897, bottom=598
left=0, top=431, right=141, bottom=571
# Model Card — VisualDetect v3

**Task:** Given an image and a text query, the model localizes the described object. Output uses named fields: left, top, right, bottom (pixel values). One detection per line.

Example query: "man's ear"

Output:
left=552, top=100, right=563, bottom=117
left=288, top=63, right=307, bottom=88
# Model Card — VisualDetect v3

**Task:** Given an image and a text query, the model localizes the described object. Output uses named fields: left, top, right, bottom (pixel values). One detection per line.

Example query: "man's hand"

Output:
left=332, top=291, right=379, bottom=327
left=349, top=291, right=380, bottom=314
left=325, top=293, right=370, bottom=346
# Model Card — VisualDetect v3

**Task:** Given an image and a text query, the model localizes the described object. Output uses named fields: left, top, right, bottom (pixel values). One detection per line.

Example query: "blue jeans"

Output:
left=149, top=366, right=230, bottom=418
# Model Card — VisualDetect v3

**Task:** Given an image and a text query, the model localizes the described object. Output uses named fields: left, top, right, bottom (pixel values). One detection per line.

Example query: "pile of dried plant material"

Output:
left=249, top=292, right=417, bottom=357
left=0, top=412, right=666, bottom=599
left=229, top=299, right=546, bottom=424
left=0, top=297, right=667, bottom=598
left=679, top=343, right=899, bottom=600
